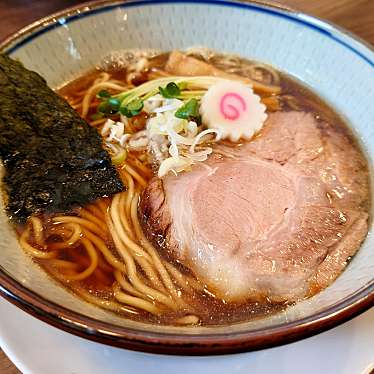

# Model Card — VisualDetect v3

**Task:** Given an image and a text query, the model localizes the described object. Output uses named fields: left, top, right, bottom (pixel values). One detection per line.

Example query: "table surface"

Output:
left=0, top=0, right=373, bottom=372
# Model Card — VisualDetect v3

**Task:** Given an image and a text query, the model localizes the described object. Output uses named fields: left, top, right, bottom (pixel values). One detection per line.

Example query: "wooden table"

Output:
left=0, top=0, right=373, bottom=372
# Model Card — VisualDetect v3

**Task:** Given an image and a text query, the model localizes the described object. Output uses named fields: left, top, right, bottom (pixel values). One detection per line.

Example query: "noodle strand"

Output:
left=63, top=238, right=99, bottom=281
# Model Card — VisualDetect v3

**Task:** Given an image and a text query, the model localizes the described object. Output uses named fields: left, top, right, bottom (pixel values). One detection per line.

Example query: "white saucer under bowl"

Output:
left=0, top=298, right=373, bottom=374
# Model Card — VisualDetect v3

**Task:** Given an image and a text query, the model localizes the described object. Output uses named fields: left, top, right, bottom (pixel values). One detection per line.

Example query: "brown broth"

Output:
left=16, top=50, right=370, bottom=326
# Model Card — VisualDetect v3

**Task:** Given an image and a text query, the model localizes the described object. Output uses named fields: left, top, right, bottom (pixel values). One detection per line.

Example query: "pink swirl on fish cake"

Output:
left=219, top=92, right=247, bottom=120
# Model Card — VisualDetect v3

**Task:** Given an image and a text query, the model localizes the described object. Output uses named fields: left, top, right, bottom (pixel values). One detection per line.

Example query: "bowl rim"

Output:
left=0, top=0, right=373, bottom=355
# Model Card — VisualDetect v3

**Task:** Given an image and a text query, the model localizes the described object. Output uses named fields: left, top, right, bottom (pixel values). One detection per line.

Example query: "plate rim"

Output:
left=0, top=0, right=373, bottom=355
left=0, top=297, right=373, bottom=373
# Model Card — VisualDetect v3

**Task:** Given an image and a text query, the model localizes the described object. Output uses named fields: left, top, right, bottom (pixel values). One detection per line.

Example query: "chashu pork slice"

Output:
left=139, top=111, right=369, bottom=302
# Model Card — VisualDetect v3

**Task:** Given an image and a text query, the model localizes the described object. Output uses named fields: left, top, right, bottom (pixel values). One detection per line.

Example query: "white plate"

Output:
left=0, top=298, right=372, bottom=374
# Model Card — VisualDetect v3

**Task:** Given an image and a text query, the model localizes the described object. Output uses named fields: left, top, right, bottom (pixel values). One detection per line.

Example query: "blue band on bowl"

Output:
left=4, top=0, right=374, bottom=68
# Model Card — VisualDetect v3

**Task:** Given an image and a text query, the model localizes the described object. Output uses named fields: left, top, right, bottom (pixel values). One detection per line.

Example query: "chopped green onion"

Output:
left=98, top=98, right=120, bottom=115
left=111, top=149, right=127, bottom=166
left=108, top=98, right=120, bottom=109
left=178, top=81, right=187, bottom=90
left=97, top=89, right=111, bottom=99
left=94, top=76, right=232, bottom=118
left=98, top=102, right=111, bottom=114
left=120, top=97, right=144, bottom=118
left=175, top=98, right=201, bottom=123
left=90, top=112, right=104, bottom=121
left=159, top=82, right=181, bottom=98
left=120, top=106, right=131, bottom=117
left=128, top=97, right=143, bottom=112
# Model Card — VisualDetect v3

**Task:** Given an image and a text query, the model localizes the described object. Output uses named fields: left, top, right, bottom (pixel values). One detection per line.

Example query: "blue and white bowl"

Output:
left=0, top=0, right=373, bottom=354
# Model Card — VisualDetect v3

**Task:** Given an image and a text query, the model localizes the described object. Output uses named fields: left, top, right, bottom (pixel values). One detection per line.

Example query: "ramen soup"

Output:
left=7, top=49, right=370, bottom=326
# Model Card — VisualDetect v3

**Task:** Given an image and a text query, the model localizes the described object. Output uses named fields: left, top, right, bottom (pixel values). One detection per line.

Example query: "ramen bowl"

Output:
left=0, top=0, right=373, bottom=355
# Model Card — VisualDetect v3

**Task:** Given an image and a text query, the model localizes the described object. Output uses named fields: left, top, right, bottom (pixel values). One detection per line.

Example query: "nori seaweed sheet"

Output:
left=0, top=54, right=124, bottom=222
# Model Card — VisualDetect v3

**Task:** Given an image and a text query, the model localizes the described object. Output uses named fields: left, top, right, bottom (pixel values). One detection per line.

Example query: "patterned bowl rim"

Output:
left=0, top=0, right=373, bottom=355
